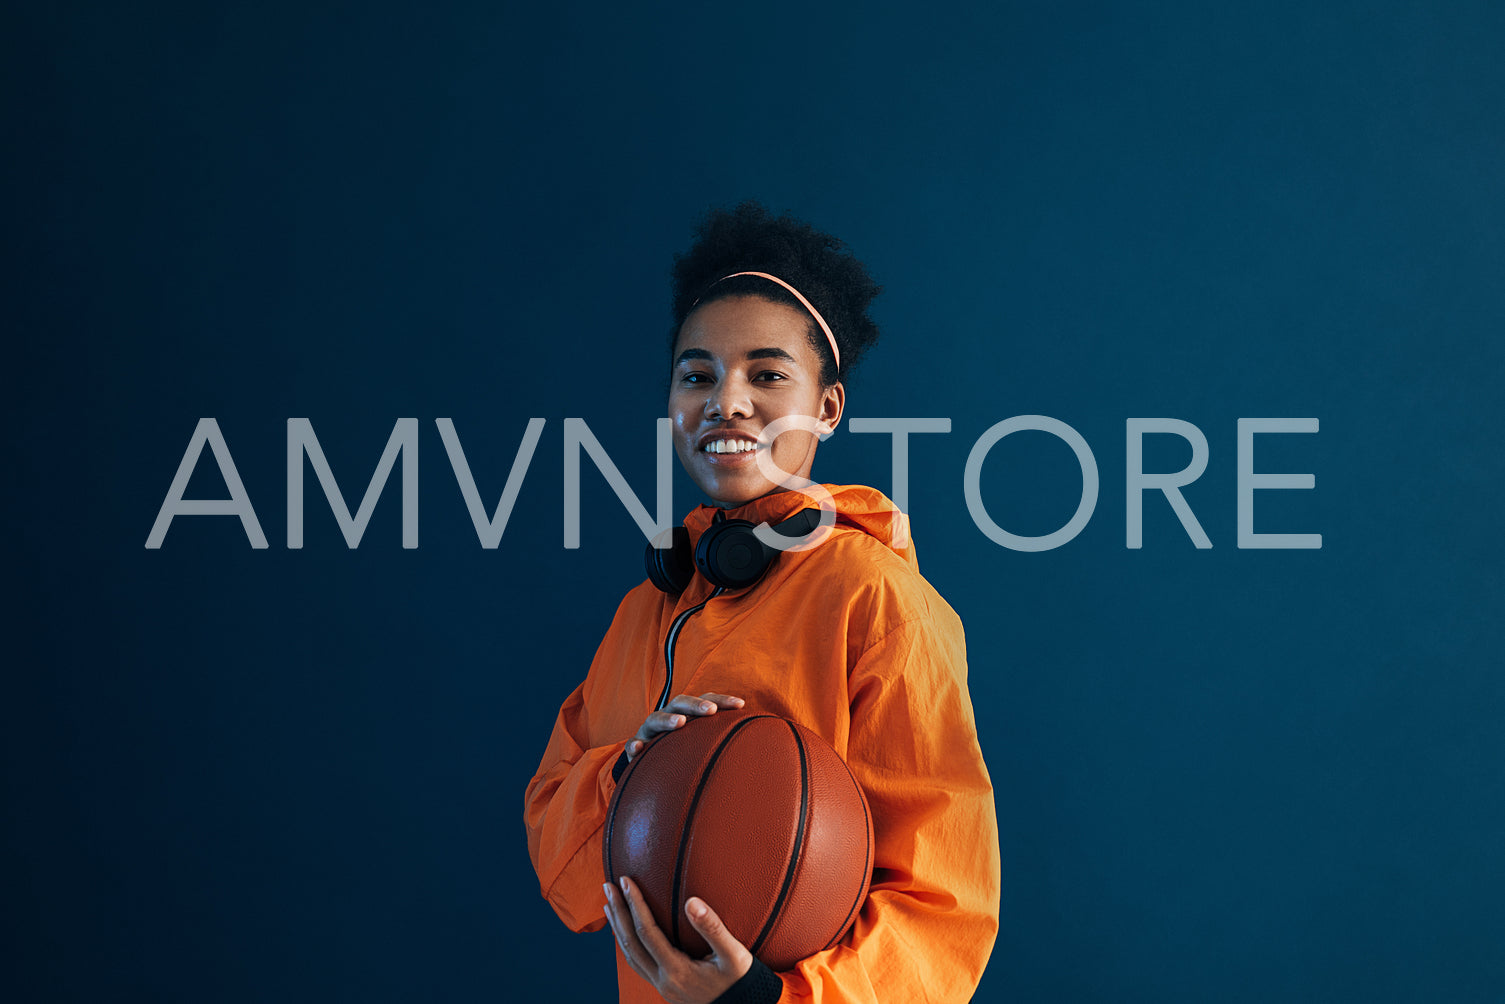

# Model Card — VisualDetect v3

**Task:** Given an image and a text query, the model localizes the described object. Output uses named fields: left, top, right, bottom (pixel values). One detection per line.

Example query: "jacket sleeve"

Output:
left=778, top=613, right=1001, bottom=1004
left=523, top=671, right=628, bottom=934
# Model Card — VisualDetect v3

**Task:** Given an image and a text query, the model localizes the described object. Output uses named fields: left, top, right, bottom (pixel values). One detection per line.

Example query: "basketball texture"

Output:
left=603, top=710, right=873, bottom=972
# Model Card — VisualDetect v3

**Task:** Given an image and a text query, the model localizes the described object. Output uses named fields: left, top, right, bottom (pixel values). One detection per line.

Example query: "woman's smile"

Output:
left=697, top=430, right=764, bottom=461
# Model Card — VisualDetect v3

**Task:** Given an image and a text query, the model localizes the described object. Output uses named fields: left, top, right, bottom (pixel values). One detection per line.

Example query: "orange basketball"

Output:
left=603, top=709, right=873, bottom=972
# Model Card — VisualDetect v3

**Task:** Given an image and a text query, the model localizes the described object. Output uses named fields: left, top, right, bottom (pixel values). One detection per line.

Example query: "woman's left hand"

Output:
left=603, top=876, right=754, bottom=1004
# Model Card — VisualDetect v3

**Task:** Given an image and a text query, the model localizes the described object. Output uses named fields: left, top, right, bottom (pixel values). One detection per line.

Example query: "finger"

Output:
left=697, top=693, right=746, bottom=709
left=684, top=896, right=752, bottom=971
left=603, top=882, right=656, bottom=980
left=665, top=694, right=718, bottom=716
left=634, top=711, right=688, bottom=744
left=624, top=739, right=645, bottom=762
left=619, top=876, right=680, bottom=968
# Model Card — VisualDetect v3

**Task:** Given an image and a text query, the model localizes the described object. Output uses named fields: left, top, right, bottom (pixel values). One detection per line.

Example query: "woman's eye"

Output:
left=682, top=372, right=711, bottom=384
left=755, top=371, right=786, bottom=381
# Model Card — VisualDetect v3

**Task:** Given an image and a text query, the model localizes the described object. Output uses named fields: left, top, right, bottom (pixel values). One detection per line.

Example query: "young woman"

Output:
left=524, top=202, right=999, bottom=1004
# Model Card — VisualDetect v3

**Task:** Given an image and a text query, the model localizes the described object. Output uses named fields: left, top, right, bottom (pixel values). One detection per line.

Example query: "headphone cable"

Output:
left=656, top=585, right=726, bottom=711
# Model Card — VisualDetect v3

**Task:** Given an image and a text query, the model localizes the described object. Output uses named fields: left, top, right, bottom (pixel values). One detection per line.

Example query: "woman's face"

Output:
left=669, top=295, right=845, bottom=508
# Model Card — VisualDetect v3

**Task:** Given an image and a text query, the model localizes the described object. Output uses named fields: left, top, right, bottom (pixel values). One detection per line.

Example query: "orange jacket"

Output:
left=524, top=484, right=1000, bottom=1003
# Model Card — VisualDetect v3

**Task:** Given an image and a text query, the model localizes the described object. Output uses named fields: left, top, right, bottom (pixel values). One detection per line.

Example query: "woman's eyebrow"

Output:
left=673, top=346, right=798, bottom=367
left=674, top=348, right=713, bottom=366
left=745, top=347, right=797, bottom=362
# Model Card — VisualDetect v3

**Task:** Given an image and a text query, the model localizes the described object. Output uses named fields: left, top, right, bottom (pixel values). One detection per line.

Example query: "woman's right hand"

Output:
left=625, top=692, right=744, bottom=761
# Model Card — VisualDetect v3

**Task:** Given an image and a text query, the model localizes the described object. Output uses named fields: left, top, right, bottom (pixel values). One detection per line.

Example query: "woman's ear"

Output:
left=818, top=382, right=846, bottom=439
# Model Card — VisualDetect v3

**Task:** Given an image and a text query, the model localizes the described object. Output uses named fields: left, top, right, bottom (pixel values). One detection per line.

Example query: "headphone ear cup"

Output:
left=645, top=525, right=694, bottom=594
left=694, top=518, right=775, bottom=589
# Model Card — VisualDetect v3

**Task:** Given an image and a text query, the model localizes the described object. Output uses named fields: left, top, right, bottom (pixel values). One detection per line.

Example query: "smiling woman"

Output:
left=524, top=201, right=1001, bottom=1004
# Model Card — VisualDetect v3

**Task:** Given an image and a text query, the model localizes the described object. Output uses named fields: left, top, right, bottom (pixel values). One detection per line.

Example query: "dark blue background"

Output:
left=7, top=2, right=1503, bottom=1001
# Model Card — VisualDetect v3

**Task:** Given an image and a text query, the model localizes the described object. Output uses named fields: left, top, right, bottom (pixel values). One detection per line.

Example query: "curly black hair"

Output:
left=669, top=201, right=882, bottom=387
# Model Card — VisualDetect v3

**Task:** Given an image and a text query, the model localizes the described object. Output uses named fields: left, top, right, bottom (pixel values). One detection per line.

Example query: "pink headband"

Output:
left=699, top=271, right=841, bottom=371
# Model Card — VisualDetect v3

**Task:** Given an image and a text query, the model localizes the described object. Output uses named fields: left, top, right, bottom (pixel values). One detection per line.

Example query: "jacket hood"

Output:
left=681, top=483, right=917, bottom=570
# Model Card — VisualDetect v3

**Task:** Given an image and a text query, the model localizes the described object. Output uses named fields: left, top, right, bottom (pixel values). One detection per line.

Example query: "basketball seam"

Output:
left=670, top=714, right=774, bottom=950
left=822, top=759, right=871, bottom=953
left=604, top=749, right=642, bottom=887
left=750, top=720, right=809, bottom=957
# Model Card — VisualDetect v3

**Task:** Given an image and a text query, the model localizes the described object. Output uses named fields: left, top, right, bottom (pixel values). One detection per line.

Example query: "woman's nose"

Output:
left=706, top=376, right=752, bottom=420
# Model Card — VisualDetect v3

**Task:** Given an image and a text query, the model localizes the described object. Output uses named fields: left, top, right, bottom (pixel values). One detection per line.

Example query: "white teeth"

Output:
left=705, top=439, right=758, bottom=454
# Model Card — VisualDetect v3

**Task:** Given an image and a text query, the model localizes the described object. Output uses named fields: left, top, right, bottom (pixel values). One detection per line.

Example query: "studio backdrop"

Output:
left=8, top=2, right=1503, bottom=1002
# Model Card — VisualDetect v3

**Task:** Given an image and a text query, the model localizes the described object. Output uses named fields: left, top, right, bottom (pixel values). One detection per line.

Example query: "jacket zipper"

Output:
left=657, top=585, right=726, bottom=711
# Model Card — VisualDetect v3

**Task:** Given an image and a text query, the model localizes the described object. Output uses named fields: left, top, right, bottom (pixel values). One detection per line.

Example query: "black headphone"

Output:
left=645, top=508, right=828, bottom=593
